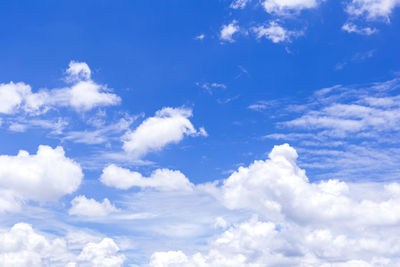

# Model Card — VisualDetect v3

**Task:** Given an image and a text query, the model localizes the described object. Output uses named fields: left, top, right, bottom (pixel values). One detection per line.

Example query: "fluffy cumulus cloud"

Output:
left=345, top=0, right=400, bottom=20
left=220, top=21, right=240, bottom=42
left=252, top=21, right=302, bottom=43
left=0, top=61, right=120, bottom=115
left=148, top=144, right=400, bottom=266
left=77, top=238, right=125, bottom=267
left=122, top=107, right=206, bottom=158
left=0, top=223, right=125, bottom=267
left=69, top=195, right=119, bottom=217
left=0, top=223, right=70, bottom=266
left=263, top=0, right=322, bottom=14
left=0, top=145, right=83, bottom=207
left=0, top=82, right=32, bottom=114
left=100, top=164, right=194, bottom=191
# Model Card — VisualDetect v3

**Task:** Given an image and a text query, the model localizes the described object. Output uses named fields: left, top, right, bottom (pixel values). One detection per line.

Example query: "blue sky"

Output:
left=0, top=0, right=400, bottom=266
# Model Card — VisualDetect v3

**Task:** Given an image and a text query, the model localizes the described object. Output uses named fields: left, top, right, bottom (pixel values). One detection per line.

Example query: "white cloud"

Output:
left=63, top=116, right=134, bottom=145
left=263, top=0, right=322, bottom=14
left=0, top=82, right=32, bottom=114
left=252, top=22, right=302, bottom=43
left=220, top=21, right=240, bottom=42
left=194, top=34, right=205, bottom=40
left=0, top=223, right=71, bottom=266
left=69, top=195, right=119, bottom=217
left=65, top=61, right=91, bottom=83
left=149, top=251, right=188, bottom=267
left=342, top=22, right=378, bottom=35
left=122, top=107, right=206, bottom=158
left=266, top=78, right=400, bottom=180
left=8, top=122, right=27, bottom=132
left=0, top=145, right=83, bottom=203
left=77, top=238, right=125, bottom=267
left=196, top=82, right=227, bottom=95
left=345, top=0, right=400, bottom=21
left=230, top=0, right=251, bottom=9
left=148, top=144, right=400, bottom=266
left=248, top=100, right=278, bottom=111
left=0, top=61, right=120, bottom=115
left=0, top=223, right=125, bottom=267
left=100, top=164, right=194, bottom=191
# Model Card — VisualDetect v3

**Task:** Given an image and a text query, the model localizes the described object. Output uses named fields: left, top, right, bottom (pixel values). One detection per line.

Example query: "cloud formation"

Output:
left=220, top=21, right=240, bottom=42
left=69, top=195, right=119, bottom=217
left=77, top=238, right=125, bottom=267
left=148, top=144, right=400, bottom=266
left=265, top=78, right=400, bottom=180
left=253, top=21, right=302, bottom=43
left=122, top=107, right=206, bottom=158
left=263, top=0, right=322, bottom=14
left=100, top=164, right=194, bottom=191
left=0, top=145, right=82, bottom=206
left=0, top=223, right=125, bottom=267
left=0, top=61, right=120, bottom=115
left=345, top=0, right=400, bottom=20
left=342, top=22, right=378, bottom=35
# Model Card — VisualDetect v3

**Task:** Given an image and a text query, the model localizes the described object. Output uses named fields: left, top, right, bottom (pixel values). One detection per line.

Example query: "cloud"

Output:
left=0, top=223, right=71, bottom=266
left=264, top=78, right=400, bottom=180
left=220, top=21, right=240, bottom=42
left=342, top=22, right=378, bottom=35
left=248, top=100, right=279, bottom=111
left=345, top=0, right=400, bottom=21
left=0, top=223, right=125, bottom=267
left=252, top=21, right=303, bottom=43
left=149, top=251, right=188, bottom=267
left=148, top=144, right=400, bottom=266
left=77, top=238, right=125, bottom=267
left=65, top=61, right=91, bottom=83
left=0, top=146, right=83, bottom=205
left=0, top=145, right=83, bottom=204
left=0, top=61, right=120, bottom=115
left=100, top=164, right=194, bottom=191
left=69, top=195, right=119, bottom=217
left=195, top=82, right=227, bottom=95
left=194, top=34, right=205, bottom=40
left=263, top=0, right=322, bottom=15
left=122, top=107, right=206, bottom=158
left=230, top=0, right=251, bottom=9
left=63, top=116, right=135, bottom=145
left=0, top=82, right=32, bottom=114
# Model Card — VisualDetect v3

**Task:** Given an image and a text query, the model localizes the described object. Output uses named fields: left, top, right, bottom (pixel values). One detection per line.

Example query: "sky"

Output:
left=0, top=0, right=400, bottom=266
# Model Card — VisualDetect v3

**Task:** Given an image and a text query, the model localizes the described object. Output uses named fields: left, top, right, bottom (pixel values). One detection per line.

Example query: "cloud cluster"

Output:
left=0, top=61, right=120, bottom=115
left=69, top=195, right=119, bottom=217
left=262, top=0, right=322, bottom=15
left=220, top=21, right=240, bottom=42
left=345, top=0, right=400, bottom=21
left=224, top=0, right=399, bottom=39
left=0, top=223, right=125, bottom=267
left=0, top=145, right=83, bottom=211
left=252, top=21, right=303, bottom=43
left=265, top=78, right=400, bottom=180
left=100, top=164, right=194, bottom=191
left=149, top=144, right=400, bottom=266
left=77, top=238, right=125, bottom=266
left=122, top=107, right=206, bottom=158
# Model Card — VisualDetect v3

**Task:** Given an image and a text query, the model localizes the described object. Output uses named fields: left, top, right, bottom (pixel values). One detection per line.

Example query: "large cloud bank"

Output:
left=149, top=144, right=400, bottom=266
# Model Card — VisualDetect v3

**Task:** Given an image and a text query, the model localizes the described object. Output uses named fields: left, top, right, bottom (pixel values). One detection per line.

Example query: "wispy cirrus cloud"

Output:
left=264, top=77, right=400, bottom=180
